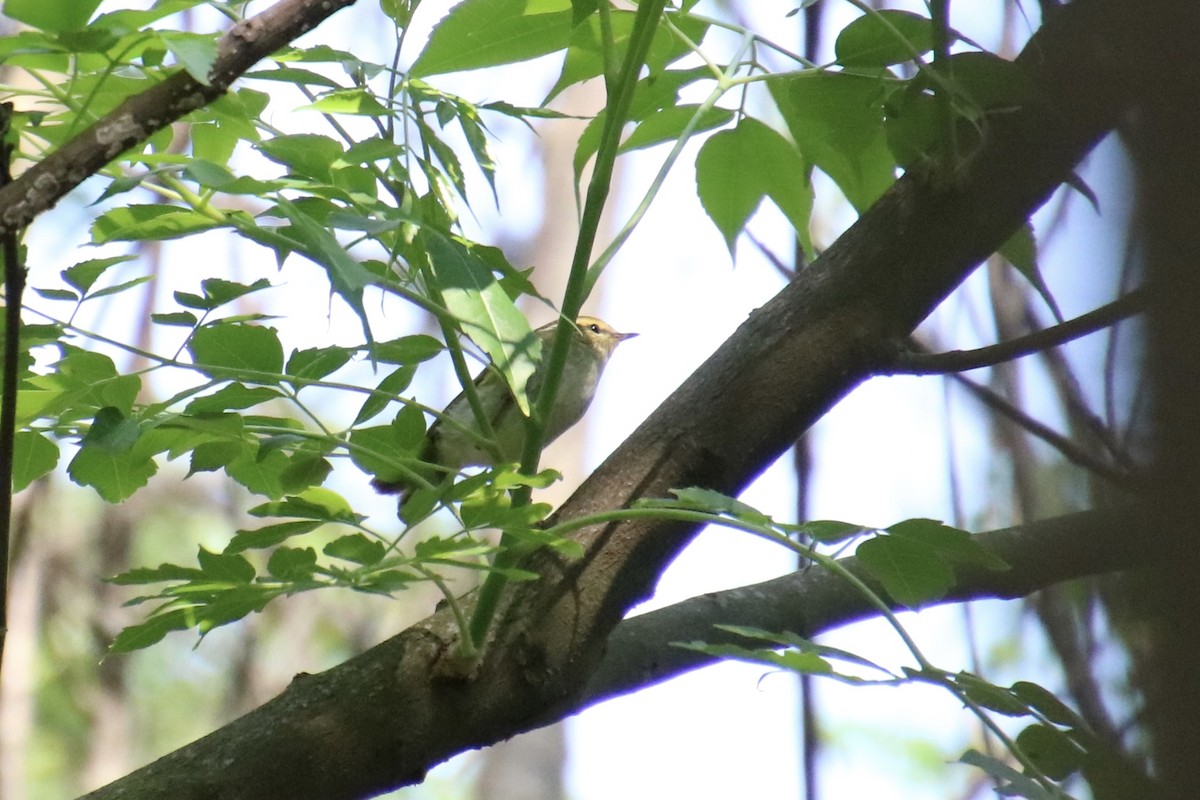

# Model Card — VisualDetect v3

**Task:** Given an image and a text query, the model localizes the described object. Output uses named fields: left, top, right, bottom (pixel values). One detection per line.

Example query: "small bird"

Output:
left=372, top=315, right=637, bottom=496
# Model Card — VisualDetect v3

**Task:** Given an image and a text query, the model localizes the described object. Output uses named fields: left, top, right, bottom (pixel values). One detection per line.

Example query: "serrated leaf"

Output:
left=68, top=443, right=158, bottom=502
left=91, top=205, right=221, bottom=243
left=4, top=0, right=101, bottom=31
left=226, top=520, right=323, bottom=553
left=324, top=533, right=386, bottom=565
left=188, top=322, right=284, bottom=379
left=835, top=10, right=937, bottom=68
left=768, top=71, right=895, bottom=211
left=158, top=30, right=217, bottom=85
left=152, top=311, right=199, bottom=326
left=374, top=334, right=444, bottom=365
left=32, top=287, right=78, bottom=301
left=887, top=518, right=1009, bottom=571
left=184, top=383, right=283, bottom=414
left=267, top=546, right=319, bottom=580
left=108, top=610, right=192, bottom=653
left=855, top=533, right=954, bottom=607
left=695, top=118, right=812, bottom=256
left=61, top=255, right=136, bottom=294
left=286, top=346, right=352, bottom=386
left=302, top=88, right=390, bottom=116
left=197, top=546, right=256, bottom=583
left=354, top=366, right=418, bottom=425
left=248, top=487, right=360, bottom=523
left=256, top=134, right=342, bottom=182
left=11, top=430, right=59, bottom=492
left=412, top=0, right=574, bottom=78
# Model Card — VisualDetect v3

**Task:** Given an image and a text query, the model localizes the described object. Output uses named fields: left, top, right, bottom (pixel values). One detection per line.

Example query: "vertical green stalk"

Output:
left=467, top=0, right=669, bottom=653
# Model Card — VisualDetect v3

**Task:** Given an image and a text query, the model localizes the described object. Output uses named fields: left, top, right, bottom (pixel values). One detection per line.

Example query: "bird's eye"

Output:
left=588, top=323, right=601, bottom=334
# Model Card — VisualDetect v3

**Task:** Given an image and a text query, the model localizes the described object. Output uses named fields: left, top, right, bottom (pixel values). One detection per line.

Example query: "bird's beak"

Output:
left=617, top=331, right=639, bottom=342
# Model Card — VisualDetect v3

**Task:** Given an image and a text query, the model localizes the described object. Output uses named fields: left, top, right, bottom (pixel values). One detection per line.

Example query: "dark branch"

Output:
left=77, top=2, right=1166, bottom=798
left=0, top=0, right=359, bottom=235
left=579, top=506, right=1149, bottom=711
left=0, top=101, right=21, bottom=675
left=885, top=286, right=1150, bottom=375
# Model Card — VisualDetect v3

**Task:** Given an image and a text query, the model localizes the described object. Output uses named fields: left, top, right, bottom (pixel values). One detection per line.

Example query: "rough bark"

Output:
left=63, top=1, right=1178, bottom=798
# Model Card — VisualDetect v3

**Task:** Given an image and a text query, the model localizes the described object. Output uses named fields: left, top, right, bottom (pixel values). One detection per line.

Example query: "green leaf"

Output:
left=886, top=518, right=1008, bottom=570
left=301, top=88, right=391, bottom=116
left=374, top=334, right=443, bottom=365
left=152, top=311, right=198, bottom=327
left=324, top=533, right=386, bottom=566
left=32, top=287, right=78, bottom=302
left=1000, top=224, right=1063, bottom=323
left=197, top=546, right=256, bottom=583
left=68, top=442, right=158, bottom=502
left=795, top=520, right=871, bottom=544
left=204, top=277, right=274, bottom=308
left=545, top=9, right=706, bottom=103
left=424, top=233, right=540, bottom=415
left=188, top=322, right=284, bottom=379
left=267, top=546, right=319, bottom=580
left=226, top=520, right=323, bottom=553
left=619, top=105, right=733, bottom=154
left=108, top=563, right=203, bottom=586
left=91, top=205, right=221, bottom=243
left=60, top=351, right=141, bottom=412
left=286, top=346, right=352, bottom=386
left=225, top=445, right=290, bottom=499
left=954, top=671, right=1031, bottom=717
left=958, top=749, right=1057, bottom=800
left=695, top=118, right=813, bottom=255
left=768, top=71, right=895, bottom=211
left=353, top=366, right=418, bottom=425
left=4, top=0, right=101, bottom=31
left=83, top=406, right=140, bottom=453
left=835, top=10, right=937, bottom=68
left=348, top=421, right=424, bottom=481
left=109, top=610, right=192, bottom=653
left=89, top=276, right=154, bottom=300
left=256, top=134, right=343, bottom=182
left=412, top=0, right=574, bottom=78
left=158, top=30, right=217, bottom=85
left=855, top=533, right=954, bottom=607
left=1011, top=681, right=1082, bottom=727
left=11, top=430, right=59, bottom=492
left=184, top=383, right=283, bottom=414
left=248, top=487, right=362, bottom=523
left=1015, top=724, right=1084, bottom=781
left=62, top=254, right=136, bottom=294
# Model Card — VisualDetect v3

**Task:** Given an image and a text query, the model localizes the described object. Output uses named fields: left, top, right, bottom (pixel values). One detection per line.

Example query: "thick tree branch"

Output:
left=0, top=0, right=359, bottom=234
left=580, top=506, right=1148, bottom=710
left=78, top=1, right=1170, bottom=798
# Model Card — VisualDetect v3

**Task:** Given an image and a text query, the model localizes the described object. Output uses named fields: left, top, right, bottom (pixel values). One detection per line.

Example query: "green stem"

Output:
left=468, top=0, right=669, bottom=652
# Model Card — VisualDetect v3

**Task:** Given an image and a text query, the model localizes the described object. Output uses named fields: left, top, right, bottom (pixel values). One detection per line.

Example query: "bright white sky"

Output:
left=23, top=1, right=1134, bottom=798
